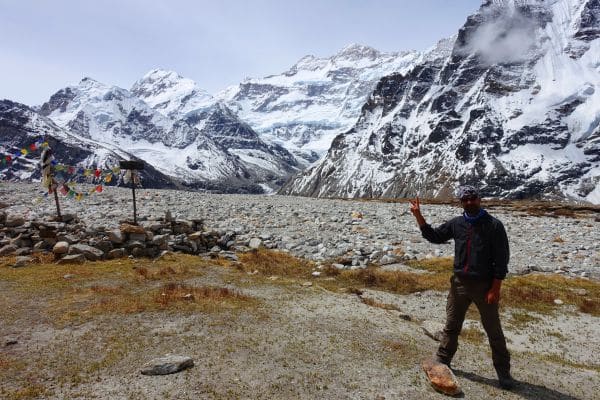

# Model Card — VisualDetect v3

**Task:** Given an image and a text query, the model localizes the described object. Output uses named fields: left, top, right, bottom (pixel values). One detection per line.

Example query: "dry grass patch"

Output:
left=507, top=311, right=542, bottom=330
left=360, top=297, right=402, bottom=311
left=155, top=283, right=254, bottom=309
left=503, top=274, right=600, bottom=316
left=406, top=257, right=454, bottom=273
left=323, top=266, right=451, bottom=294
left=0, top=253, right=255, bottom=325
left=383, top=338, right=422, bottom=366
left=0, top=383, right=50, bottom=400
left=522, top=351, right=600, bottom=373
left=460, top=327, right=485, bottom=344
left=57, top=282, right=257, bottom=323
left=237, top=248, right=315, bottom=278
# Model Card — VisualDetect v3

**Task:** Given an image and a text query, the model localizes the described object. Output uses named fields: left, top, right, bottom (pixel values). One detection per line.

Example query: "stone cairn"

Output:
left=0, top=209, right=247, bottom=266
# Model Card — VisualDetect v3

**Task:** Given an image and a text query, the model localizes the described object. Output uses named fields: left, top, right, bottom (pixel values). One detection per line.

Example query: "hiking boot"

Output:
left=497, top=372, right=516, bottom=390
left=435, top=355, right=451, bottom=368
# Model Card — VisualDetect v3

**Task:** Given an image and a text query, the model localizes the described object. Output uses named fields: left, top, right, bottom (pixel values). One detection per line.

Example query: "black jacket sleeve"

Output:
left=420, top=220, right=454, bottom=244
left=491, top=220, right=510, bottom=279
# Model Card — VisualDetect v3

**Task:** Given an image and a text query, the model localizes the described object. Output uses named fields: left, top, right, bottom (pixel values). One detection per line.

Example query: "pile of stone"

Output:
left=0, top=209, right=251, bottom=266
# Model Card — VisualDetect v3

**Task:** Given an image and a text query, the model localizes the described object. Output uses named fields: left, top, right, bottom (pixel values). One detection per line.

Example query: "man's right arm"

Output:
left=409, top=197, right=453, bottom=244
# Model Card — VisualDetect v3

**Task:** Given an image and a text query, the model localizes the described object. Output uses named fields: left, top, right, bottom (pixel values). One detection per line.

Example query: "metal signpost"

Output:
left=119, top=160, right=144, bottom=224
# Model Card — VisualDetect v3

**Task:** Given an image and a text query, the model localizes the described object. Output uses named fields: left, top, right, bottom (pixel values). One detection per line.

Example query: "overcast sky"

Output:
left=1, top=0, right=481, bottom=106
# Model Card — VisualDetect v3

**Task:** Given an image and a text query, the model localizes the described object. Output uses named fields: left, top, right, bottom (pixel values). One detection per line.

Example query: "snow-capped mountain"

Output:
left=281, top=0, right=600, bottom=204
left=0, top=99, right=176, bottom=188
left=217, top=44, right=424, bottom=165
left=39, top=75, right=299, bottom=192
left=131, top=69, right=299, bottom=188
left=130, top=69, right=214, bottom=119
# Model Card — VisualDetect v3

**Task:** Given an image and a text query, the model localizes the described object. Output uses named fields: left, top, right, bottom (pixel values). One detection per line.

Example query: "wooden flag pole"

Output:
left=53, top=184, right=62, bottom=221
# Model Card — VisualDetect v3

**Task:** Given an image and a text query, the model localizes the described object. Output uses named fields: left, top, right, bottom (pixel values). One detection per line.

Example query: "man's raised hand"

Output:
left=409, top=197, right=421, bottom=217
left=409, top=197, right=426, bottom=227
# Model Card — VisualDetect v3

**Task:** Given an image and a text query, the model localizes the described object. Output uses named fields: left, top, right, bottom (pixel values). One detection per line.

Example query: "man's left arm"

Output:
left=486, top=221, right=510, bottom=304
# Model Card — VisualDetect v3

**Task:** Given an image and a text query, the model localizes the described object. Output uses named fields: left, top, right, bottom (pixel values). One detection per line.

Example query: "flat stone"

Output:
left=70, top=243, right=104, bottom=261
left=0, top=244, right=17, bottom=256
left=57, top=254, right=86, bottom=264
left=421, top=320, right=445, bottom=342
left=120, top=223, right=145, bottom=234
left=107, top=248, right=127, bottom=259
left=128, top=233, right=147, bottom=242
left=15, top=248, right=31, bottom=256
left=140, top=355, right=194, bottom=375
left=13, top=256, right=32, bottom=267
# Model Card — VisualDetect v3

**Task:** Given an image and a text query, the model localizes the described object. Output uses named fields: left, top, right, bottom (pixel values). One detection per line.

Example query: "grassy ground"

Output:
left=1, top=250, right=599, bottom=399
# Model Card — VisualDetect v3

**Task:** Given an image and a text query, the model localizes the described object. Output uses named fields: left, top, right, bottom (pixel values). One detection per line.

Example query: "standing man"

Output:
left=409, top=185, right=515, bottom=390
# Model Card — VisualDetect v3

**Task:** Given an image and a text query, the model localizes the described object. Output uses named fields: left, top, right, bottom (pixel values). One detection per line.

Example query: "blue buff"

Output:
left=463, top=208, right=487, bottom=224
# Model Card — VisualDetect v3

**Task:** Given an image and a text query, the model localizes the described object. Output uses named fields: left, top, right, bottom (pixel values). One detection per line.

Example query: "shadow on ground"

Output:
left=454, top=369, right=582, bottom=400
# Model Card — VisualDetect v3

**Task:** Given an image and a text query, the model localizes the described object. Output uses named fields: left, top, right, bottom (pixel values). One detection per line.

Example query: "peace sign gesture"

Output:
left=409, top=197, right=426, bottom=227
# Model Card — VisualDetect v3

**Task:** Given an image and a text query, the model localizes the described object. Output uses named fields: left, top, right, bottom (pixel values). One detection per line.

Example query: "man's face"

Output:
left=460, top=195, right=481, bottom=215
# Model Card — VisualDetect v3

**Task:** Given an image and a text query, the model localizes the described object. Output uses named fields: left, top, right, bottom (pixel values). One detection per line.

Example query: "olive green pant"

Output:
left=436, top=274, right=511, bottom=375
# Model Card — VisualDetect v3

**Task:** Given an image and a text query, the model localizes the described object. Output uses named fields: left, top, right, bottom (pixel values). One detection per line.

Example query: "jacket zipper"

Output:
left=463, top=225, right=472, bottom=274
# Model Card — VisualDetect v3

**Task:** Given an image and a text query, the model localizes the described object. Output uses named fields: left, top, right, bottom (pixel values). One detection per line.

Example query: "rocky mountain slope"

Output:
left=217, top=44, right=425, bottom=165
left=281, top=0, right=600, bottom=204
left=35, top=75, right=298, bottom=193
left=0, top=100, right=175, bottom=188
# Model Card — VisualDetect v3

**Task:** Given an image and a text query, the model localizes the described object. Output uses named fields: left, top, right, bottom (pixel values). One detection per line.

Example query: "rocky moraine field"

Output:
left=1, top=182, right=599, bottom=399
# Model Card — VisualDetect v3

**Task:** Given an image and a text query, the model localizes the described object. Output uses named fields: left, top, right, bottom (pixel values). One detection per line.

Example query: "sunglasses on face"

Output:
left=460, top=195, right=479, bottom=202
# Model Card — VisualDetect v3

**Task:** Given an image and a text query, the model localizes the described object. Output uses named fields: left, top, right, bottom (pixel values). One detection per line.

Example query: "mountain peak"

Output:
left=334, top=44, right=381, bottom=60
left=142, top=68, right=183, bottom=81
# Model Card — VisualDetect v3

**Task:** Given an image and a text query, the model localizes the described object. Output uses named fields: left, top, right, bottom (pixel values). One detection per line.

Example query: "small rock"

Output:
left=572, top=288, right=588, bottom=296
left=5, top=214, right=25, bottom=227
left=301, top=281, right=313, bottom=287
left=13, top=256, right=32, bottom=268
left=52, top=241, right=70, bottom=255
left=248, top=238, right=262, bottom=249
left=311, top=271, right=321, bottom=277
left=553, top=299, right=564, bottom=305
left=422, top=357, right=462, bottom=396
left=70, top=243, right=104, bottom=261
left=15, top=248, right=32, bottom=256
left=120, top=223, right=145, bottom=234
left=421, top=320, right=445, bottom=342
left=63, top=274, right=75, bottom=280
left=140, top=355, right=194, bottom=375
left=57, top=254, right=86, bottom=264
left=4, top=339, right=18, bottom=346
left=107, top=248, right=127, bottom=259
left=108, top=229, right=125, bottom=244
left=0, top=244, right=17, bottom=256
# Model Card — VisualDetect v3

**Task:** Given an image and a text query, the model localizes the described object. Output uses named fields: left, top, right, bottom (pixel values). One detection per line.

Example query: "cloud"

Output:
left=458, top=2, right=541, bottom=65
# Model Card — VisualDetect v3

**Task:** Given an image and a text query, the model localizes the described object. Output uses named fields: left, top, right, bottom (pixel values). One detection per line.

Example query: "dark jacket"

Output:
left=420, top=212, right=509, bottom=280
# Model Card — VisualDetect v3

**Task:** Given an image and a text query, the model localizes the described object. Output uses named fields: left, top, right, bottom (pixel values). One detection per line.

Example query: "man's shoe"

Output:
left=498, top=373, right=516, bottom=390
left=435, top=356, right=451, bottom=368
